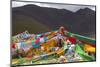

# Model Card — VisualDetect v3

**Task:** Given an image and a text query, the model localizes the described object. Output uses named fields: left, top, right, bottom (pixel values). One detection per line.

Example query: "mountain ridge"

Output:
left=12, top=4, right=96, bottom=36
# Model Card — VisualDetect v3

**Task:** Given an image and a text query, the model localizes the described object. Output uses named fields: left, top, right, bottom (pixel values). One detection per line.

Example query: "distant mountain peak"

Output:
left=76, top=7, right=95, bottom=15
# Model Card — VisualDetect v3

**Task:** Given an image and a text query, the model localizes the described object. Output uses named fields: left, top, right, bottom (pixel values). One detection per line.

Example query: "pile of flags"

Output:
left=11, top=27, right=96, bottom=65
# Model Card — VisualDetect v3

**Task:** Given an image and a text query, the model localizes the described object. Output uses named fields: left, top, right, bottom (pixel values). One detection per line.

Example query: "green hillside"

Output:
left=12, top=14, right=51, bottom=35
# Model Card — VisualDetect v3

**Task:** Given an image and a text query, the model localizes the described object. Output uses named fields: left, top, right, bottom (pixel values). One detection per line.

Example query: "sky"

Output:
left=12, top=1, right=95, bottom=12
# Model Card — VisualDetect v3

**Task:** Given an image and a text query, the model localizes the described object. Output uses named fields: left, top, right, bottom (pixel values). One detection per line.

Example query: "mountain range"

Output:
left=12, top=4, right=96, bottom=37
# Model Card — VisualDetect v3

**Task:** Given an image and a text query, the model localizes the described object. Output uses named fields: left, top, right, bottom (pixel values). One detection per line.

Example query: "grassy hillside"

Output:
left=12, top=14, right=51, bottom=36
